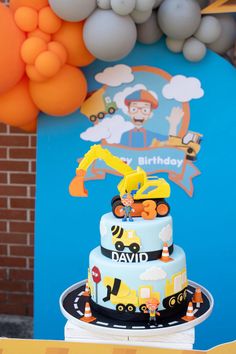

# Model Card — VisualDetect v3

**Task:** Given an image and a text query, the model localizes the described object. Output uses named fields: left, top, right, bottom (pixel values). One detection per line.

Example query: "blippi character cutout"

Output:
left=145, top=298, right=161, bottom=325
left=121, top=193, right=135, bottom=222
left=120, top=89, right=184, bottom=148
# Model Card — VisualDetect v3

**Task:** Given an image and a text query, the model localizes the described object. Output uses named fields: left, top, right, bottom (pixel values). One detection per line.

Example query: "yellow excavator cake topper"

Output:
left=69, top=145, right=171, bottom=220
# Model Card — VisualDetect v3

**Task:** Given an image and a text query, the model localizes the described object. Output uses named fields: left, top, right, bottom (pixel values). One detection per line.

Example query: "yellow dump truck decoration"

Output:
left=80, top=87, right=117, bottom=122
left=103, top=276, right=160, bottom=313
left=69, top=144, right=171, bottom=219
left=102, top=269, right=188, bottom=313
left=111, top=225, right=141, bottom=253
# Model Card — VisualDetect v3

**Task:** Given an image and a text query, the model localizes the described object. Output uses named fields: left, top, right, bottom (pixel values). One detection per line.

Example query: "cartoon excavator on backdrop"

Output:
left=69, top=144, right=171, bottom=219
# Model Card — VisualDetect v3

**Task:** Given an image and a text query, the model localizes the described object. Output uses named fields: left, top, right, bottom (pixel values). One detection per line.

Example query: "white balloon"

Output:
left=49, top=0, right=97, bottom=22
left=158, top=0, right=201, bottom=40
left=137, top=11, right=163, bottom=44
left=208, top=15, right=236, bottom=54
left=183, top=37, right=207, bottom=62
left=194, top=16, right=221, bottom=44
left=97, top=0, right=111, bottom=9
left=111, top=0, right=136, bottom=16
left=83, top=9, right=137, bottom=61
left=131, top=8, right=152, bottom=24
left=135, top=0, right=155, bottom=12
left=166, top=37, right=185, bottom=53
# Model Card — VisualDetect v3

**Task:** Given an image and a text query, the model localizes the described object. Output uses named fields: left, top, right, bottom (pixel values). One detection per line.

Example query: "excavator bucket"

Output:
left=69, top=170, right=88, bottom=197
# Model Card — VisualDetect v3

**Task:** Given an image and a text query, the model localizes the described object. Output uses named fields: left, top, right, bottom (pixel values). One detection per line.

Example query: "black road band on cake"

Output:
left=101, top=244, right=174, bottom=262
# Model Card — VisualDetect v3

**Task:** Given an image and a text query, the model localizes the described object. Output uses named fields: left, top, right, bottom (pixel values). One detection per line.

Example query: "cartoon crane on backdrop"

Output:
left=69, top=144, right=171, bottom=220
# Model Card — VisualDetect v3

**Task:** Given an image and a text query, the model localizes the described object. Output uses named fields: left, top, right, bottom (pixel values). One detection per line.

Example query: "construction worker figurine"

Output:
left=121, top=193, right=135, bottom=222
left=145, top=298, right=161, bottom=325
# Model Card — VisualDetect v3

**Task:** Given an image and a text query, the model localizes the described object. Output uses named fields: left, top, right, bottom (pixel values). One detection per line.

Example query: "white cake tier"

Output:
left=88, top=245, right=188, bottom=319
left=100, top=213, right=173, bottom=262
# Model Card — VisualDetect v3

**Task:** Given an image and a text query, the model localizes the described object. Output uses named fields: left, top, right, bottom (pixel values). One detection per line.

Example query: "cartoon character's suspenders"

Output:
left=128, top=128, right=147, bottom=147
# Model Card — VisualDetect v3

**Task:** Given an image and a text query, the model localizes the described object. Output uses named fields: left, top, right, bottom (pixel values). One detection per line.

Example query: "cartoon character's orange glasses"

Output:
left=128, top=106, right=152, bottom=115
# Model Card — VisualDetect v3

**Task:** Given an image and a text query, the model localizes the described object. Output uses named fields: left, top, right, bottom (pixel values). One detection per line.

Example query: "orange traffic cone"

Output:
left=192, top=288, right=203, bottom=308
left=182, top=302, right=196, bottom=322
left=83, top=279, right=90, bottom=297
left=80, top=302, right=96, bottom=323
left=160, top=243, right=173, bottom=262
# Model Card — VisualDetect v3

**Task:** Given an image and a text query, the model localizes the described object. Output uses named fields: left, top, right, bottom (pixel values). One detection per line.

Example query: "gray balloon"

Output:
left=183, top=37, right=207, bottom=62
left=131, top=9, right=152, bottom=24
left=111, top=0, right=136, bottom=16
left=97, top=0, right=111, bottom=9
left=158, top=0, right=201, bottom=40
left=83, top=9, right=137, bottom=61
left=153, top=0, right=163, bottom=9
left=166, top=37, right=185, bottom=53
left=49, top=0, right=97, bottom=22
left=137, top=11, right=163, bottom=44
left=197, top=0, right=209, bottom=9
left=195, top=16, right=221, bottom=44
left=135, top=0, right=155, bottom=12
left=208, top=15, right=236, bottom=54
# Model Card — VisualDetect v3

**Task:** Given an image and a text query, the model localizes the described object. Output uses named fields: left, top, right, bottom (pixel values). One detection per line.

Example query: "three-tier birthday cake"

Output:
left=61, top=144, right=213, bottom=332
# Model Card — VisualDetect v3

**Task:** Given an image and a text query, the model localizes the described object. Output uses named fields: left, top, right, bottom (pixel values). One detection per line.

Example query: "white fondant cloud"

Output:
left=140, top=266, right=167, bottom=281
left=159, top=224, right=172, bottom=243
left=80, top=115, right=133, bottom=144
left=162, top=75, right=204, bottom=103
left=114, top=84, right=158, bottom=115
left=95, top=64, right=134, bottom=87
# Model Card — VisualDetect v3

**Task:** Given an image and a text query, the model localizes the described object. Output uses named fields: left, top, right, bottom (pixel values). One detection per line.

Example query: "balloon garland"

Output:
left=0, top=0, right=235, bottom=131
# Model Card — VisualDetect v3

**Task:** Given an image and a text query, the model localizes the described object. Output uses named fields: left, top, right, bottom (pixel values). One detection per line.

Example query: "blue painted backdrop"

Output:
left=34, top=41, right=236, bottom=350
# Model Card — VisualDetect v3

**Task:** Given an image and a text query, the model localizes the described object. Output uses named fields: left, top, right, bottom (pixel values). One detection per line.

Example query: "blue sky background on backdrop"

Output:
left=35, top=40, right=236, bottom=350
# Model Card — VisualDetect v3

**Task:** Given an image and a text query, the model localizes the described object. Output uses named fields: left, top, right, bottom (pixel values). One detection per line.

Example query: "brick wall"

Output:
left=0, top=122, right=36, bottom=316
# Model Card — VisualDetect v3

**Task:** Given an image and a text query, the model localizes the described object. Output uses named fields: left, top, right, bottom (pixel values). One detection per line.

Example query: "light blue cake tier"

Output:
left=100, top=213, right=173, bottom=261
left=88, top=245, right=187, bottom=314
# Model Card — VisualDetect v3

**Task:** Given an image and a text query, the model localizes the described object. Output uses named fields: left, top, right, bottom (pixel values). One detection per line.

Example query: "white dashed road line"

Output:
left=132, top=326, right=146, bottom=329
left=113, top=325, right=127, bottom=329
left=96, top=321, right=109, bottom=326
left=168, top=321, right=178, bottom=325
left=78, top=292, right=84, bottom=296
left=187, top=289, right=193, bottom=294
left=193, top=309, right=199, bottom=315
left=74, top=297, right=79, bottom=303
left=77, top=310, right=84, bottom=316
left=158, top=324, right=163, bottom=328
left=74, top=304, right=78, bottom=309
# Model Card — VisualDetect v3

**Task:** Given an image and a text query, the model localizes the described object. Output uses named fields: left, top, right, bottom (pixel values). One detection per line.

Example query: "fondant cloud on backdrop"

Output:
left=140, top=266, right=167, bottom=281
left=162, top=75, right=204, bottom=103
left=159, top=223, right=172, bottom=243
left=95, top=64, right=134, bottom=87
left=80, top=115, right=133, bottom=144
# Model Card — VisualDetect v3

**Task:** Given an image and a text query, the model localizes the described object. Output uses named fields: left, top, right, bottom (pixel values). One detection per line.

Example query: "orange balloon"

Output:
left=21, top=37, right=47, bottom=64
left=35, top=51, right=62, bottom=78
left=38, top=6, right=62, bottom=34
left=52, top=21, right=95, bottom=67
left=0, top=3, right=25, bottom=95
left=20, top=118, right=37, bottom=132
left=10, top=0, right=48, bottom=11
left=0, top=77, right=39, bottom=127
left=29, top=65, right=87, bottom=116
left=26, top=64, right=47, bottom=82
left=28, top=28, right=51, bottom=43
left=48, top=41, right=67, bottom=65
left=14, top=6, right=38, bottom=32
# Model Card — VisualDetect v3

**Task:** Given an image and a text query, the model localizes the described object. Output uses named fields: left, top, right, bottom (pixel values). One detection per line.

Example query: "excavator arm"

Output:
left=69, top=145, right=134, bottom=197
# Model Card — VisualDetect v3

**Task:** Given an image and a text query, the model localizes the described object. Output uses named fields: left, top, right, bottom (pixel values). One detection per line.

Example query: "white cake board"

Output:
left=64, top=320, right=195, bottom=350
left=60, top=279, right=214, bottom=338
